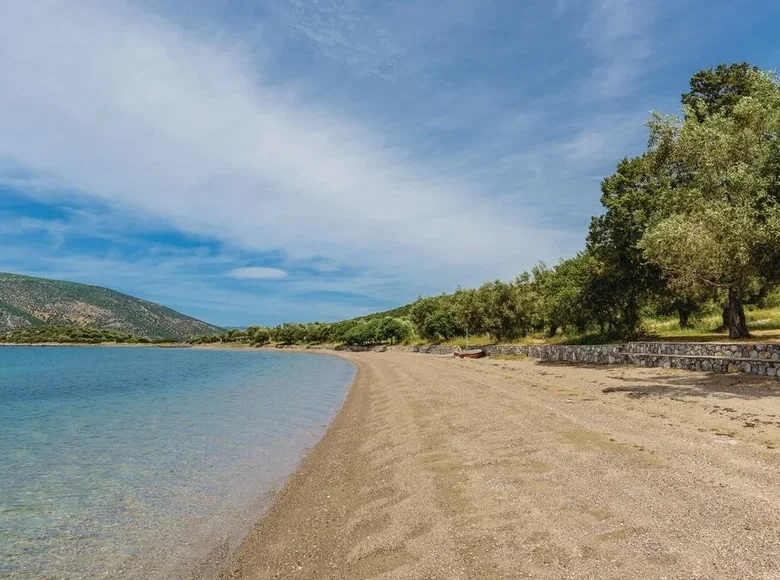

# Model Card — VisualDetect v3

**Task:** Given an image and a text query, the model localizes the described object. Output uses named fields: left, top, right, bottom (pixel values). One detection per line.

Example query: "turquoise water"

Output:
left=0, top=347, right=354, bottom=579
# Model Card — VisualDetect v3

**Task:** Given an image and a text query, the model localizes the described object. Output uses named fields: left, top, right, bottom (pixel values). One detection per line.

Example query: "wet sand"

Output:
left=217, top=351, right=780, bottom=579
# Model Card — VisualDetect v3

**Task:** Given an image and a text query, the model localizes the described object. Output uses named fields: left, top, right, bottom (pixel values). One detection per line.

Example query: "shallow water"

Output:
left=0, top=346, right=354, bottom=579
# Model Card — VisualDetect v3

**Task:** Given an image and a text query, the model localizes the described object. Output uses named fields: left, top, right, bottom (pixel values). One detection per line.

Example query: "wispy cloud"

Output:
left=227, top=267, right=288, bottom=280
left=0, top=0, right=770, bottom=323
left=0, top=1, right=571, bottom=289
left=581, top=0, right=656, bottom=100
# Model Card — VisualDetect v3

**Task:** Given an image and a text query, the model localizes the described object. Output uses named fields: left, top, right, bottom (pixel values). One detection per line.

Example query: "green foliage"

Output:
left=641, top=68, right=780, bottom=337
left=187, top=315, right=412, bottom=348
left=473, top=280, right=525, bottom=342
left=585, top=154, right=666, bottom=335
left=408, top=296, right=457, bottom=341
left=452, top=288, right=484, bottom=336
left=272, top=323, right=306, bottom=345
left=1, top=325, right=145, bottom=344
left=682, top=62, right=762, bottom=122
left=342, top=322, right=377, bottom=346
left=328, top=319, right=360, bottom=343
left=376, top=317, right=412, bottom=345
left=248, top=326, right=271, bottom=345
left=532, top=256, right=592, bottom=336
left=303, top=322, right=331, bottom=344
left=337, top=317, right=412, bottom=346
left=421, top=309, right=460, bottom=342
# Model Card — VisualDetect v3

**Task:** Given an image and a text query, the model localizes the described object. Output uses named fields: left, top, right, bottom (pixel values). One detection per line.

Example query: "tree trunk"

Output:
left=727, top=288, right=750, bottom=339
left=621, top=299, right=641, bottom=337
left=678, top=308, right=691, bottom=329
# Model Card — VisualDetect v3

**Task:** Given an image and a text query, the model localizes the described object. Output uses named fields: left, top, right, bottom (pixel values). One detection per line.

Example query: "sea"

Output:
left=0, top=346, right=355, bottom=579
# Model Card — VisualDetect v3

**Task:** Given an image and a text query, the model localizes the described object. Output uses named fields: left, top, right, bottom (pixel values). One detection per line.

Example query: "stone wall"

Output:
left=482, top=344, right=626, bottom=364
left=332, top=341, right=780, bottom=378
left=394, top=344, right=626, bottom=363
left=334, top=342, right=780, bottom=379
left=623, top=352, right=780, bottom=377
left=627, top=342, right=780, bottom=360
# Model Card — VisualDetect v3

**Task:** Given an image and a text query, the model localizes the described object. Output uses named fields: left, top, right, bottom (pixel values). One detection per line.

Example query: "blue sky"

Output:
left=1, top=1, right=778, bottom=327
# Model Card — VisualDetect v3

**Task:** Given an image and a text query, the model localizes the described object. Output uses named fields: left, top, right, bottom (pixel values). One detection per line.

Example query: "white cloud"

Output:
left=227, top=266, right=288, bottom=280
left=582, top=0, right=656, bottom=99
left=0, top=0, right=575, bottom=298
left=561, top=113, right=648, bottom=167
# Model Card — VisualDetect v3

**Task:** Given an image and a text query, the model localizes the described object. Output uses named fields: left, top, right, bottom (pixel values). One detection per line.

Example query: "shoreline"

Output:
left=215, top=349, right=372, bottom=579
left=175, top=348, right=357, bottom=580
left=214, top=351, right=780, bottom=579
left=1, top=344, right=353, bottom=580
left=0, top=342, right=192, bottom=347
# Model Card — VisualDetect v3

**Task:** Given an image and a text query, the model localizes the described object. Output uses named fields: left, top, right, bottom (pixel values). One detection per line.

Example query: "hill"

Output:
left=352, top=303, right=412, bottom=322
left=0, top=273, right=222, bottom=341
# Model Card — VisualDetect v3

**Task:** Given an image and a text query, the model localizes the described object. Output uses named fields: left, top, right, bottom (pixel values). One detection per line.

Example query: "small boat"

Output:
left=455, top=349, right=485, bottom=359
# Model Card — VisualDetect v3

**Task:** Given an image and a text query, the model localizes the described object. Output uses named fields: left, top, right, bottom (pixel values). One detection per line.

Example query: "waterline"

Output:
left=0, top=347, right=354, bottom=579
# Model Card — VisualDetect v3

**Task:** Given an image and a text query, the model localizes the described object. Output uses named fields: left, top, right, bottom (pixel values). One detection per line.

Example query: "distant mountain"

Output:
left=0, top=273, right=222, bottom=341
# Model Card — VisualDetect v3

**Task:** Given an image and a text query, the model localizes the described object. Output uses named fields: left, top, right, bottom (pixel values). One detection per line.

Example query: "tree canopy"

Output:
left=640, top=68, right=780, bottom=337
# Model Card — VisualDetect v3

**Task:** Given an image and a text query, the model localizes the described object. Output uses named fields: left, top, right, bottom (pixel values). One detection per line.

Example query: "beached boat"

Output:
left=455, top=349, right=485, bottom=359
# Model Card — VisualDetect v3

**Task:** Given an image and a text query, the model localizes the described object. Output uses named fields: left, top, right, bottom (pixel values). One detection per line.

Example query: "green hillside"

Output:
left=350, top=303, right=413, bottom=322
left=0, top=273, right=222, bottom=341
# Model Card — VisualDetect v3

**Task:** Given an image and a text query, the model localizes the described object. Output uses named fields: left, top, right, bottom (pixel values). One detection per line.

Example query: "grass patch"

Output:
left=430, top=306, right=780, bottom=348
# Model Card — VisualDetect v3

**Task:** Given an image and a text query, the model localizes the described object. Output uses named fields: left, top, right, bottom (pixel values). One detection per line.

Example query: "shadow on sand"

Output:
left=533, top=360, right=780, bottom=400
left=602, top=372, right=780, bottom=400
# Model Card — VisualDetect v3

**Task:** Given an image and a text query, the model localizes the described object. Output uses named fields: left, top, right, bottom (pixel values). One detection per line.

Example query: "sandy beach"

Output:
left=216, top=351, right=780, bottom=579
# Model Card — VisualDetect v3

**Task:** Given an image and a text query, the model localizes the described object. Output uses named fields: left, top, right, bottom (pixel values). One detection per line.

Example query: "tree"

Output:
left=409, top=296, right=444, bottom=334
left=427, top=309, right=460, bottom=341
left=343, top=321, right=379, bottom=346
left=328, top=319, right=360, bottom=343
left=250, top=326, right=270, bottom=345
left=682, top=62, right=762, bottom=122
left=513, top=273, right=538, bottom=337
left=376, top=317, right=412, bottom=345
left=409, top=295, right=462, bottom=341
left=274, top=322, right=306, bottom=344
left=640, top=68, right=780, bottom=338
left=475, top=280, right=526, bottom=342
left=650, top=287, right=713, bottom=329
left=586, top=154, right=666, bottom=337
left=532, top=255, right=591, bottom=337
left=304, top=322, right=331, bottom=344
left=452, top=288, right=485, bottom=338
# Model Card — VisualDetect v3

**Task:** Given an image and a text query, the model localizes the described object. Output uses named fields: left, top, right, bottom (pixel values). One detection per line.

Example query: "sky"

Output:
left=1, top=1, right=779, bottom=327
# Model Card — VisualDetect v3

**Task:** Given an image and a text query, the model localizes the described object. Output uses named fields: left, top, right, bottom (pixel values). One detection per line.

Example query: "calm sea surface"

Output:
left=0, top=346, right=354, bottom=579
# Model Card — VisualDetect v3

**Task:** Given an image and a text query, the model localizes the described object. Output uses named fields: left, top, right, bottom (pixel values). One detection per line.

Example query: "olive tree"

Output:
left=640, top=69, right=780, bottom=338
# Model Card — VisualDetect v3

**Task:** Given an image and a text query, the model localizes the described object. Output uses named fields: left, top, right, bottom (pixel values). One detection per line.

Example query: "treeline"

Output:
left=192, top=63, right=780, bottom=346
left=408, top=63, right=780, bottom=341
left=1, top=325, right=150, bottom=344
left=188, top=317, right=414, bottom=347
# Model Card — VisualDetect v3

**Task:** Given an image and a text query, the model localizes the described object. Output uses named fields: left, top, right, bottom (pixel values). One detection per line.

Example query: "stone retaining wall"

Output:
left=624, top=353, right=780, bottom=377
left=627, top=342, right=780, bottom=360
left=393, top=343, right=625, bottom=363
left=332, top=341, right=780, bottom=378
